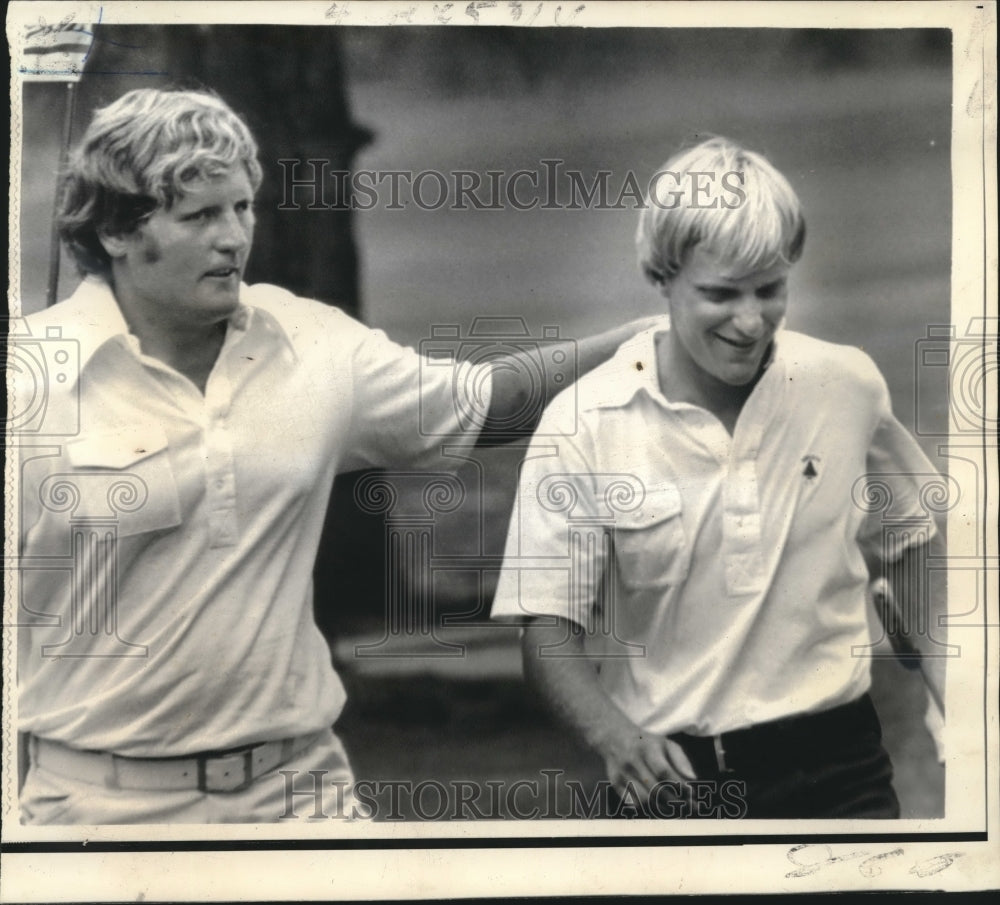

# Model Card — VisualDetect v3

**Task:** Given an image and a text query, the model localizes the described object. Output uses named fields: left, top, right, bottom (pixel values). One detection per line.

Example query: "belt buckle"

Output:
left=198, top=748, right=255, bottom=793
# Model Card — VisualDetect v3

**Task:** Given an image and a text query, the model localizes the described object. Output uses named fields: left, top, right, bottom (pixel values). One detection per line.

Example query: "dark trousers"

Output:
left=612, top=695, right=900, bottom=820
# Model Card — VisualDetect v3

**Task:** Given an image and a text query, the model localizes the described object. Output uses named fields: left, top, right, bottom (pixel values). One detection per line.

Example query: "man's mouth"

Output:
left=713, top=333, right=758, bottom=350
left=203, top=266, right=239, bottom=279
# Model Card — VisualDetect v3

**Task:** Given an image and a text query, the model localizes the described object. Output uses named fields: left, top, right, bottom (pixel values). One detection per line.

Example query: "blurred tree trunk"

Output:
left=77, top=24, right=371, bottom=316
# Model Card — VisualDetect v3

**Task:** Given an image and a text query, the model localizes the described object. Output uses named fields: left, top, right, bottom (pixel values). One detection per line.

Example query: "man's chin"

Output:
left=718, top=363, right=764, bottom=387
left=200, top=282, right=242, bottom=308
left=189, top=294, right=241, bottom=327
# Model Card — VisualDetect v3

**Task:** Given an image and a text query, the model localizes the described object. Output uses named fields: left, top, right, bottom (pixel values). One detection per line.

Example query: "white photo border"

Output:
left=3, top=0, right=997, bottom=898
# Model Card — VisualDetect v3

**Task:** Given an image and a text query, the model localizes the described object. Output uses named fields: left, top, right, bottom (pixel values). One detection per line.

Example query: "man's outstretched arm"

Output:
left=521, top=616, right=694, bottom=800
left=478, top=317, right=659, bottom=446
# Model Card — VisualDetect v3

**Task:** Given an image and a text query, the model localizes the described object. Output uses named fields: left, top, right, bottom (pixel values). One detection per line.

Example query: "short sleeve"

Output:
left=491, top=400, right=605, bottom=627
left=856, top=364, right=943, bottom=562
left=340, top=326, right=493, bottom=472
left=241, top=284, right=493, bottom=473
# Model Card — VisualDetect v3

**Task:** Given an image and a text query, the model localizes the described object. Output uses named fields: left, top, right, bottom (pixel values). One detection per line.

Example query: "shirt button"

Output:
left=215, top=479, right=224, bottom=489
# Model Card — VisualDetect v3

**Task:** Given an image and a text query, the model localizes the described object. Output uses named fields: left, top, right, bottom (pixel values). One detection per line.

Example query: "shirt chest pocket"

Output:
left=60, top=426, right=183, bottom=539
left=611, top=482, right=690, bottom=589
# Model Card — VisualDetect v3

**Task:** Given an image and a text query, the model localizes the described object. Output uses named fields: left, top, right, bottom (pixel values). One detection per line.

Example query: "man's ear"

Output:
left=644, top=266, right=670, bottom=296
left=97, top=229, right=131, bottom=260
left=650, top=269, right=672, bottom=299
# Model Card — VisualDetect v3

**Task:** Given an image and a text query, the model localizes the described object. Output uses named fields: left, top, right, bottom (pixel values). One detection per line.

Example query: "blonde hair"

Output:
left=57, top=88, right=263, bottom=277
left=636, top=136, right=805, bottom=284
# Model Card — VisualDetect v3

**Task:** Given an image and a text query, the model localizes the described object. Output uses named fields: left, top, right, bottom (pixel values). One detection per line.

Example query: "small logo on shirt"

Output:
left=802, top=455, right=820, bottom=479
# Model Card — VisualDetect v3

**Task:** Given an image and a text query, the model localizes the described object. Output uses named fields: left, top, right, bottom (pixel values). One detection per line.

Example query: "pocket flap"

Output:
left=618, top=482, right=683, bottom=528
left=66, top=425, right=170, bottom=469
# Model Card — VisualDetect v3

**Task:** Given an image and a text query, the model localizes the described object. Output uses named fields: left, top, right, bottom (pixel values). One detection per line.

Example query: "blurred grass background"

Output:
left=17, top=26, right=951, bottom=820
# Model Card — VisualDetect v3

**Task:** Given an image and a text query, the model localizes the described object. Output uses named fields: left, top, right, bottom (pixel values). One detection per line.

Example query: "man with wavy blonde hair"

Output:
left=57, top=89, right=264, bottom=280
left=493, top=136, right=945, bottom=819
left=17, top=87, right=650, bottom=824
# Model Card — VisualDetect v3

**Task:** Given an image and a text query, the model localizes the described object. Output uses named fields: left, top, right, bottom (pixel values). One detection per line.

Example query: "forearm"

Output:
left=478, top=317, right=659, bottom=445
left=522, top=617, right=694, bottom=794
left=912, top=532, right=947, bottom=713
left=872, top=535, right=947, bottom=713
left=522, top=618, right=640, bottom=753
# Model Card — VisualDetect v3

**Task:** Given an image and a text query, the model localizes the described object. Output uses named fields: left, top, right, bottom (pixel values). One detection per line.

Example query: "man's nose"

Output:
left=731, top=299, right=765, bottom=338
left=214, top=210, right=251, bottom=252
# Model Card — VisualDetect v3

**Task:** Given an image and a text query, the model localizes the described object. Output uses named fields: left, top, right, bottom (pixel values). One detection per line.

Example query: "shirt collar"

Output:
left=591, top=318, right=671, bottom=409
left=593, top=318, right=784, bottom=410
left=45, top=276, right=131, bottom=371
left=50, top=277, right=256, bottom=373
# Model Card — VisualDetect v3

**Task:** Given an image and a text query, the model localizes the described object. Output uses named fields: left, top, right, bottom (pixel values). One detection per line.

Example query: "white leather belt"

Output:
left=30, top=732, right=324, bottom=793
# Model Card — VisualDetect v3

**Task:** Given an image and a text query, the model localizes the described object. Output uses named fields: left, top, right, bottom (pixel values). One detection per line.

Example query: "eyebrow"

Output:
left=179, top=203, right=220, bottom=219
left=694, top=282, right=739, bottom=292
left=694, top=276, right=787, bottom=291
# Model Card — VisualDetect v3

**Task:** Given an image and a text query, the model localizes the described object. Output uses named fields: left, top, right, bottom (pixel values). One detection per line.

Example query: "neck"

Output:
left=656, top=331, right=763, bottom=427
left=111, top=279, right=229, bottom=393
left=140, top=322, right=228, bottom=393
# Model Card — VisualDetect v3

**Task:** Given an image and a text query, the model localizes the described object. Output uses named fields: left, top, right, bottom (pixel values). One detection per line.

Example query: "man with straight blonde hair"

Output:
left=492, top=136, right=945, bottom=819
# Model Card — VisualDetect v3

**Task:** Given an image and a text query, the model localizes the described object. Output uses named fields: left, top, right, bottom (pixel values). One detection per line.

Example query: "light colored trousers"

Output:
left=20, top=728, right=366, bottom=824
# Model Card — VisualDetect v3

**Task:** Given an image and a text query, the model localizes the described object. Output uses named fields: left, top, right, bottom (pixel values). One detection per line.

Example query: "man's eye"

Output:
left=756, top=282, right=786, bottom=300
left=701, top=288, right=735, bottom=303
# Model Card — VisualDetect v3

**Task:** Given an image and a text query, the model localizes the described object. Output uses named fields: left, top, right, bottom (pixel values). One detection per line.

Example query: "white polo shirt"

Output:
left=16, top=277, right=490, bottom=756
left=491, top=325, right=940, bottom=737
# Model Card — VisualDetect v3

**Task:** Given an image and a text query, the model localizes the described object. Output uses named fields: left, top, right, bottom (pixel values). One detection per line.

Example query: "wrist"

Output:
left=586, top=710, right=641, bottom=757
